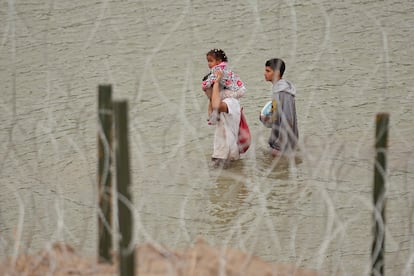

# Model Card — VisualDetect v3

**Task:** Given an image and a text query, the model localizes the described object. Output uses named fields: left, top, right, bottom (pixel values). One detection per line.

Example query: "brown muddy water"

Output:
left=0, top=0, right=413, bottom=274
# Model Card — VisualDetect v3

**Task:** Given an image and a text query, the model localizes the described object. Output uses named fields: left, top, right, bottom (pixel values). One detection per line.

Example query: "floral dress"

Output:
left=201, top=62, right=246, bottom=99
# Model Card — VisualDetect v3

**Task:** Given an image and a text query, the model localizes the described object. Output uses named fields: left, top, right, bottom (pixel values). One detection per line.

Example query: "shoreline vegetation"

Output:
left=0, top=239, right=321, bottom=275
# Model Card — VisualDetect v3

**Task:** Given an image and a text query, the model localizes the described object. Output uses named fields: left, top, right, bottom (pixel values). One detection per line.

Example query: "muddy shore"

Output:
left=0, top=239, right=321, bottom=275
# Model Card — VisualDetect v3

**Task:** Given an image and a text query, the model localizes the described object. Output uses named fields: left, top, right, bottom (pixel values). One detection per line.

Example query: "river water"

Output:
left=1, top=0, right=413, bottom=274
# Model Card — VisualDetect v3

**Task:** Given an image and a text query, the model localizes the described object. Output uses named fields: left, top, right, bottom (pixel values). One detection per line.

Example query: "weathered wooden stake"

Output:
left=113, top=100, right=135, bottom=276
left=372, top=113, right=389, bottom=276
left=97, top=85, right=113, bottom=263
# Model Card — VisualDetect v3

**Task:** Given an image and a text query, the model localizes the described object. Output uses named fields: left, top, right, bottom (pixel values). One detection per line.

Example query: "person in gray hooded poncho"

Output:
left=261, top=58, right=299, bottom=157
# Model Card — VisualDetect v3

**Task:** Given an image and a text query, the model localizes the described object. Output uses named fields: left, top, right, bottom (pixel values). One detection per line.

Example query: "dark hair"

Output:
left=265, top=58, right=286, bottom=77
left=206, top=48, right=228, bottom=62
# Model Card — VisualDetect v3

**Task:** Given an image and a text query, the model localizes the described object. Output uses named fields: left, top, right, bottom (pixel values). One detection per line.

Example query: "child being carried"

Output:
left=201, top=49, right=246, bottom=125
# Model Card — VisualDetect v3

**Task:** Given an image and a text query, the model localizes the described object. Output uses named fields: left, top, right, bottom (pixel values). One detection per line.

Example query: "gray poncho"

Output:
left=268, top=79, right=299, bottom=152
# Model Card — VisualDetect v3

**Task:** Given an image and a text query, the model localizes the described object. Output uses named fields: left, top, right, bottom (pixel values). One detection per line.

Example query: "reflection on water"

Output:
left=208, top=173, right=249, bottom=225
left=1, top=0, right=414, bottom=274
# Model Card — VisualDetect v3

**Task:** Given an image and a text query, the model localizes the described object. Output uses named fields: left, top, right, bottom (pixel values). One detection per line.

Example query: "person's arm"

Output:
left=211, top=71, right=222, bottom=111
left=208, top=70, right=228, bottom=124
left=212, top=71, right=229, bottom=113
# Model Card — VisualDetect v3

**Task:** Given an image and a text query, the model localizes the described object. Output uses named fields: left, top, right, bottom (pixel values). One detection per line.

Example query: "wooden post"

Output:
left=113, top=101, right=135, bottom=276
left=372, top=113, right=389, bottom=276
left=97, top=85, right=113, bottom=263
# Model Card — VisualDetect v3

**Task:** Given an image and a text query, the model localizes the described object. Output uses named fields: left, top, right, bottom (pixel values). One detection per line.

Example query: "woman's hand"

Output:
left=214, top=70, right=223, bottom=83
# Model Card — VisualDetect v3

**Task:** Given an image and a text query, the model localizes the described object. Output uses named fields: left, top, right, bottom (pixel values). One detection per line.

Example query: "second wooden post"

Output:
left=97, top=85, right=113, bottom=263
left=113, top=100, right=135, bottom=276
left=372, top=113, right=389, bottom=276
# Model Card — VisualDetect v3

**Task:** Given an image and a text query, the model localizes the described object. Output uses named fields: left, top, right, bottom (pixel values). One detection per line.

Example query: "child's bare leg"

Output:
left=208, top=109, right=219, bottom=125
left=208, top=80, right=222, bottom=125
left=205, top=88, right=213, bottom=117
left=211, top=82, right=220, bottom=111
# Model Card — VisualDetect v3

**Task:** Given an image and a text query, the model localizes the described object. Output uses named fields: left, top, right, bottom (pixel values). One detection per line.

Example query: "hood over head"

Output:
left=272, top=79, right=296, bottom=96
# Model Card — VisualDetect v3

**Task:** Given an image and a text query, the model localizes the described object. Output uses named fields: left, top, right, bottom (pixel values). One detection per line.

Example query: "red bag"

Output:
left=238, top=107, right=251, bottom=153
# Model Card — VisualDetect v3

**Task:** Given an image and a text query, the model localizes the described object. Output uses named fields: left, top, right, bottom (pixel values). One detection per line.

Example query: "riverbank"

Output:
left=0, top=239, right=320, bottom=275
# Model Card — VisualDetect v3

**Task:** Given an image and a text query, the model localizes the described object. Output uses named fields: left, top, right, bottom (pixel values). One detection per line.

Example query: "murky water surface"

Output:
left=1, top=0, right=413, bottom=274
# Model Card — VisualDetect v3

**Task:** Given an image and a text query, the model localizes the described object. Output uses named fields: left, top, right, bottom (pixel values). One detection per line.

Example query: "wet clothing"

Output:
left=268, top=79, right=299, bottom=153
left=202, top=63, right=245, bottom=160
left=212, top=97, right=241, bottom=160
left=201, top=62, right=246, bottom=99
